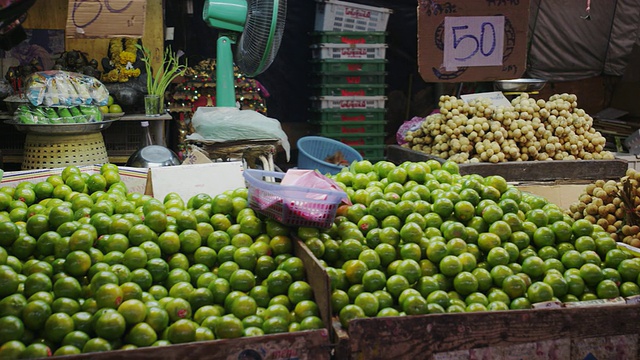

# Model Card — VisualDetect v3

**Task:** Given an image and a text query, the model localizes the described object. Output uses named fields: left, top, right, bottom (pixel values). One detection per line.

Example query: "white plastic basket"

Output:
left=311, top=43, right=387, bottom=60
left=310, top=96, right=387, bottom=110
left=315, top=0, right=392, bottom=32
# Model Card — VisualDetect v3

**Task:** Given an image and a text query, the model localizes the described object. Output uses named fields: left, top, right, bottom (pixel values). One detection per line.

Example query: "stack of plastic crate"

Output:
left=310, top=0, right=392, bottom=162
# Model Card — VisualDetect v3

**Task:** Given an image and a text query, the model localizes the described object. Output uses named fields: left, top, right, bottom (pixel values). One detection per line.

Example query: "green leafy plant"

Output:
left=137, top=44, right=187, bottom=102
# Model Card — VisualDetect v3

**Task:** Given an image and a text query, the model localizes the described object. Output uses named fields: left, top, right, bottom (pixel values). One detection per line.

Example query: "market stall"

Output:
left=1, top=0, right=640, bottom=359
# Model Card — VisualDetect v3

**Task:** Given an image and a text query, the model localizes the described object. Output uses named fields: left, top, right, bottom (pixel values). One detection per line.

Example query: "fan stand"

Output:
left=216, top=35, right=237, bottom=107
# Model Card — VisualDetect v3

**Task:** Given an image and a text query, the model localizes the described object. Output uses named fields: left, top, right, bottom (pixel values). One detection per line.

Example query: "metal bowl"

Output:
left=494, top=78, right=547, bottom=92
left=3, top=96, right=29, bottom=114
left=126, top=145, right=182, bottom=168
left=4, top=119, right=118, bottom=135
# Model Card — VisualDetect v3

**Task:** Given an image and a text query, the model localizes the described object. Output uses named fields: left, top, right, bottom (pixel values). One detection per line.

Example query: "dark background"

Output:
left=164, top=0, right=436, bottom=135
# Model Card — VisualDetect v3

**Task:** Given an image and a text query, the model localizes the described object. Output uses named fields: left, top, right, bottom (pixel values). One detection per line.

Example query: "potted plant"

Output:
left=137, top=44, right=187, bottom=116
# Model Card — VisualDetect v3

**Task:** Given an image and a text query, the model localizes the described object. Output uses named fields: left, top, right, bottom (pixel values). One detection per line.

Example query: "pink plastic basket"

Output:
left=243, top=169, right=345, bottom=229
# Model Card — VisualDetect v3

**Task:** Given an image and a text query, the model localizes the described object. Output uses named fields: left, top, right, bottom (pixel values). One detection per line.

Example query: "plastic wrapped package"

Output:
left=25, top=70, right=109, bottom=107
left=188, top=107, right=291, bottom=160
left=396, top=116, right=425, bottom=145
left=13, top=104, right=103, bottom=124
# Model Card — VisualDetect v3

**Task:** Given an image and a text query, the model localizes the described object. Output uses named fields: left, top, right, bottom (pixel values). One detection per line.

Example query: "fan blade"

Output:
left=235, top=0, right=286, bottom=76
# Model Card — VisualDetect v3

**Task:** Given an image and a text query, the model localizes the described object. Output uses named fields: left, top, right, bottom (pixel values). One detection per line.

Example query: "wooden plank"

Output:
left=344, top=304, right=640, bottom=359
left=457, top=159, right=628, bottom=182
left=386, top=145, right=629, bottom=181
left=294, top=238, right=332, bottom=333
left=141, top=0, right=164, bottom=74
left=23, top=0, right=67, bottom=29
left=58, top=329, right=331, bottom=360
left=386, top=145, right=445, bottom=165
left=332, top=318, right=352, bottom=360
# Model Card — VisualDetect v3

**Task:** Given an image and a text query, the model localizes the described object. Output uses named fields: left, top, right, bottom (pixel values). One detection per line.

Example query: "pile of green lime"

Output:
left=0, top=165, right=322, bottom=357
left=301, top=159, right=640, bottom=328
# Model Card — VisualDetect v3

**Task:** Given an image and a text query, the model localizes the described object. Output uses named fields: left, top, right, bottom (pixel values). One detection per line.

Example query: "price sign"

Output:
left=417, top=0, right=530, bottom=83
left=66, top=0, right=147, bottom=39
left=443, top=16, right=504, bottom=70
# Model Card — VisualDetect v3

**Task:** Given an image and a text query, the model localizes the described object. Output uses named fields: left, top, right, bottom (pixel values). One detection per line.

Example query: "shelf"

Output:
left=119, top=113, right=173, bottom=121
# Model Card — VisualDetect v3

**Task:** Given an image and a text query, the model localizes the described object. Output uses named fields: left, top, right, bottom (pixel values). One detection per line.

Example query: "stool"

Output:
left=187, top=139, right=278, bottom=172
left=22, top=132, right=109, bottom=170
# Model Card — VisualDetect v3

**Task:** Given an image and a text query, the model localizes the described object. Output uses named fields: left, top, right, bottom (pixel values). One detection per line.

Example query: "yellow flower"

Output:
left=104, top=69, right=119, bottom=82
left=119, top=51, right=136, bottom=65
left=118, top=72, right=129, bottom=82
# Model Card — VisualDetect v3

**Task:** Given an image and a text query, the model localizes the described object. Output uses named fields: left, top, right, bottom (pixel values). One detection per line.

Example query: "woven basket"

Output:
left=22, top=132, right=109, bottom=170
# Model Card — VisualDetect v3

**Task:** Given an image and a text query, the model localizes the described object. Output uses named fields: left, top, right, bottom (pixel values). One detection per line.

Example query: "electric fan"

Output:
left=203, top=0, right=287, bottom=107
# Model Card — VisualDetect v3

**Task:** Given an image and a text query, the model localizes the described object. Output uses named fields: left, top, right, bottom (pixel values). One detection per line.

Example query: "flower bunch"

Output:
left=101, top=38, right=142, bottom=83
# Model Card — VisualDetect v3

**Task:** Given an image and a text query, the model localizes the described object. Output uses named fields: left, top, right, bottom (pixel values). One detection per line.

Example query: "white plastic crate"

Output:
left=315, top=0, right=392, bottom=32
left=310, top=96, right=387, bottom=110
left=311, top=43, right=387, bottom=60
left=615, top=152, right=640, bottom=170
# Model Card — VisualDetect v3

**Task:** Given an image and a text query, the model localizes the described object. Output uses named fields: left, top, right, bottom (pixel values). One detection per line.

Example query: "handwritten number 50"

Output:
left=451, top=22, right=496, bottom=62
left=73, top=0, right=134, bottom=28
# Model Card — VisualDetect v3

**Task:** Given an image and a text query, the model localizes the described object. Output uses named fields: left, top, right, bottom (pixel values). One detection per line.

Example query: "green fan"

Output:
left=203, top=0, right=287, bottom=107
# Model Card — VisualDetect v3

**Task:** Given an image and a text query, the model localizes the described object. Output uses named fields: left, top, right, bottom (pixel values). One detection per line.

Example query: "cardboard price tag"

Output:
left=460, top=91, right=511, bottom=107
left=418, top=0, right=530, bottom=83
left=443, top=16, right=505, bottom=71
left=66, top=0, right=146, bottom=39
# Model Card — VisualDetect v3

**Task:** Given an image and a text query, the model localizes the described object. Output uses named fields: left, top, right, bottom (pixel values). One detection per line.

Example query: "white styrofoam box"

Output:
left=314, top=0, right=392, bottom=32
left=310, top=96, right=387, bottom=110
left=311, top=43, right=387, bottom=60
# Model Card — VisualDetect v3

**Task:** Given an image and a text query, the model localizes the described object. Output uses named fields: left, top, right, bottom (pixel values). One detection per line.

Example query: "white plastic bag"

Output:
left=25, top=70, right=109, bottom=107
left=188, top=107, right=291, bottom=160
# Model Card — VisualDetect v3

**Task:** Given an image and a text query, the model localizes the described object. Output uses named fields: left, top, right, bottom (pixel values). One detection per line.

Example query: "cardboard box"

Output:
left=516, top=183, right=586, bottom=210
left=417, top=0, right=530, bottom=82
left=181, top=145, right=214, bottom=165
left=66, top=0, right=146, bottom=38
left=0, top=165, right=148, bottom=194
left=144, top=162, right=245, bottom=201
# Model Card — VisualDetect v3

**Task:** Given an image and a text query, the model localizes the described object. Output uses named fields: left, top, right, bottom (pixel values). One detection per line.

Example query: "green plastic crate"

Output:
left=309, top=109, right=386, bottom=122
left=311, top=120, right=386, bottom=134
left=321, top=132, right=386, bottom=146
left=310, top=31, right=387, bottom=44
left=312, top=83, right=386, bottom=96
left=311, top=59, right=387, bottom=73
left=352, top=145, right=385, bottom=160
left=313, top=71, right=386, bottom=85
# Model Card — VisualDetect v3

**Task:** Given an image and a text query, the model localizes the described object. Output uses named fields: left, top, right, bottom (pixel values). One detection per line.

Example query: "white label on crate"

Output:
left=344, top=6, right=372, bottom=20
left=340, top=47, right=369, bottom=58
left=340, top=100, right=367, bottom=109
left=444, top=16, right=505, bottom=71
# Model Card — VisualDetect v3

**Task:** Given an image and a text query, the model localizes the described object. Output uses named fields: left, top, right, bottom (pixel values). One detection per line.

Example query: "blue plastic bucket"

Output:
left=297, top=136, right=363, bottom=175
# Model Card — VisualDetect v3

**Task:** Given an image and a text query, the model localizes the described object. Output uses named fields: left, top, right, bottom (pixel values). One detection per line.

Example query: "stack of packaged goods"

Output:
left=310, top=0, right=392, bottom=162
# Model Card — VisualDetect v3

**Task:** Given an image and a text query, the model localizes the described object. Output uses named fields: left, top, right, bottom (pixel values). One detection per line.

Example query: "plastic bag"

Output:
left=25, top=70, right=109, bottom=107
left=281, top=169, right=351, bottom=204
left=188, top=107, right=291, bottom=161
left=14, top=104, right=103, bottom=124
left=396, top=116, right=425, bottom=145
